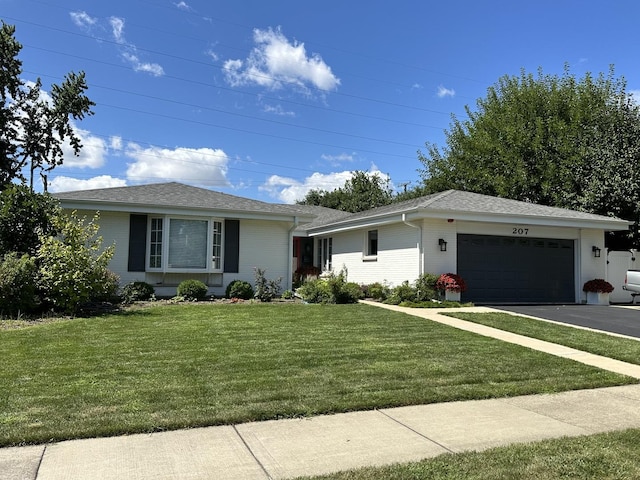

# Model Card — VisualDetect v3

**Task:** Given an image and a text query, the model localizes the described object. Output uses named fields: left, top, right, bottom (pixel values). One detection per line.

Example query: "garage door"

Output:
left=457, top=234, right=575, bottom=303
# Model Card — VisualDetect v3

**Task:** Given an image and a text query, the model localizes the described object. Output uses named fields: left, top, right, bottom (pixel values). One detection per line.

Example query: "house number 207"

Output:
left=512, top=227, right=529, bottom=235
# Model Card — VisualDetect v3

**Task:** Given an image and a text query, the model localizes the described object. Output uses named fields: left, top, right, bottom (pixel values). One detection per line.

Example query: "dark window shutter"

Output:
left=128, top=214, right=148, bottom=272
left=224, top=219, right=240, bottom=273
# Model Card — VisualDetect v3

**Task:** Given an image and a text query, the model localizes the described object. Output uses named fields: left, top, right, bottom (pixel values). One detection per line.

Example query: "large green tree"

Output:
left=418, top=66, right=640, bottom=247
left=297, top=171, right=394, bottom=212
left=0, top=22, right=95, bottom=190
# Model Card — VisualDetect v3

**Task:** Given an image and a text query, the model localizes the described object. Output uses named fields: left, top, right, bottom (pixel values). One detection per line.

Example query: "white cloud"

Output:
left=174, top=1, right=192, bottom=11
left=122, top=52, right=165, bottom=76
left=125, top=144, right=230, bottom=186
left=110, top=136, right=123, bottom=151
left=320, top=152, right=356, bottom=166
left=69, top=15, right=165, bottom=76
left=263, top=103, right=296, bottom=117
left=70, top=11, right=97, bottom=29
left=261, top=170, right=380, bottom=204
left=48, top=175, right=127, bottom=193
left=109, top=17, right=126, bottom=44
left=437, top=85, right=455, bottom=98
left=61, top=126, right=108, bottom=168
left=223, top=27, right=340, bottom=93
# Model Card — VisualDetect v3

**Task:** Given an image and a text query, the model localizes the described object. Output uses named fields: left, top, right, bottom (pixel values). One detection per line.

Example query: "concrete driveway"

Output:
left=492, top=305, right=640, bottom=339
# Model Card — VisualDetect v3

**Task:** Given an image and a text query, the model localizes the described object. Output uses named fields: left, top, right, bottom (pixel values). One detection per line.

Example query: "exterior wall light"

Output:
left=592, top=246, right=601, bottom=258
left=439, top=238, right=447, bottom=252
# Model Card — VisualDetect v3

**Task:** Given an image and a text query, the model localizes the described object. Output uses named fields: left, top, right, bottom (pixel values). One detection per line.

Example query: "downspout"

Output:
left=402, top=214, right=423, bottom=277
left=287, top=217, right=299, bottom=291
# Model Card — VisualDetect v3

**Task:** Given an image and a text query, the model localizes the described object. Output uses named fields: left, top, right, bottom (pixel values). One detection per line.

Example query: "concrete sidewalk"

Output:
left=4, top=304, right=640, bottom=480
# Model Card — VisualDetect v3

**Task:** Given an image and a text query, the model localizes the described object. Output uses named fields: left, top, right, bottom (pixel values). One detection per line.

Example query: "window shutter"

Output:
left=128, top=214, right=148, bottom=272
left=224, top=219, right=240, bottom=273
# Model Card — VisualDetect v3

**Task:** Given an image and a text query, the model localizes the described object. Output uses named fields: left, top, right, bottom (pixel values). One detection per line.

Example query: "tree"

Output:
left=0, top=22, right=95, bottom=191
left=0, top=185, right=58, bottom=255
left=37, top=210, right=117, bottom=314
left=418, top=65, right=640, bottom=247
left=297, top=171, right=393, bottom=212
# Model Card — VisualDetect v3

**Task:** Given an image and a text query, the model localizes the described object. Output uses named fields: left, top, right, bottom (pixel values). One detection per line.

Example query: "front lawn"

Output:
left=447, top=312, right=640, bottom=365
left=0, top=303, right=635, bottom=446
left=299, top=428, right=640, bottom=480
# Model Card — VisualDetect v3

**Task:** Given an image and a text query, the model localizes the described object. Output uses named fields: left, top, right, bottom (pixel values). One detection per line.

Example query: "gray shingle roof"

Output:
left=53, top=183, right=630, bottom=231
left=307, top=190, right=630, bottom=230
left=53, top=182, right=309, bottom=217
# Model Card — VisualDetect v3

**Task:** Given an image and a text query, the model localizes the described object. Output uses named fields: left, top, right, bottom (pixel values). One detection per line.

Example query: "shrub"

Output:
left=0, top=253, right=38, bottom=315
left=37, top=211, right=116, bottom=314
left=583, top=279, right=614, bottom=293
left=281, top=289, right=294, bottom=300
left=436, top=273, right=467, bottom=293
left=297, top=268, right=363, bottom=304
left=177, top=279, right=208, bottom=301
left=225, top=280, right=254, bottom=299
left=415, top=273, right=439, bottom=301
left=121, top=281, right=155, bottom=304
left=297, top=278, right=333, bottom=304
left=293, top=265, right=321, bottom=288
left=363, top=282, right=390, bottom=301
left=254, top=268, right=282, bottom=302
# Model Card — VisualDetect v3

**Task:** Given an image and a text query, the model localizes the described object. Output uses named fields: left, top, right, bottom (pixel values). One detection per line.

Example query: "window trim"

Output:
left=317, top=236, right=333, bottom=272
left=146, top=215, right=224, bottom=273
left=363, top=229, right=378, bottom=261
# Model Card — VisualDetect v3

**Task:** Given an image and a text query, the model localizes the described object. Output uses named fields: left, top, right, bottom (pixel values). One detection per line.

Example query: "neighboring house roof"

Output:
left=307, top=190, right=632, bottom=234
left=53, top=182, right=315, bottom=221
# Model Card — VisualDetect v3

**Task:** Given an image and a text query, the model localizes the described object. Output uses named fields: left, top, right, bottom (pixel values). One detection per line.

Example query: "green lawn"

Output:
left=299, top=428, right=640, bottom=480
left=0, top=303, right=635, bottom=446
left=447, top=311, right=640, bottom=365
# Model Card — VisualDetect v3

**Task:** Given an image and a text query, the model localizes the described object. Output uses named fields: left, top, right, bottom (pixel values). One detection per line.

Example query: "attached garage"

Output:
left=306, top=189, right=632, bottom=304
left=457, top=234, right=575, bottom=303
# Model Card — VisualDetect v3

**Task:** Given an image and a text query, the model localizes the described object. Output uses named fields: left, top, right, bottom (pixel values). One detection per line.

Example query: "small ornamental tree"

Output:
left=436, top=273, right=467, bottom=293
left=37, top=210, right=117, bottom=314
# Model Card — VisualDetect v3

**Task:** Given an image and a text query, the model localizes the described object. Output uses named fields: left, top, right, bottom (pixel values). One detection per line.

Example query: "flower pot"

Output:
left=586, top=291, right=609, bottom=305
left=445, top=290, right=461, bottom=302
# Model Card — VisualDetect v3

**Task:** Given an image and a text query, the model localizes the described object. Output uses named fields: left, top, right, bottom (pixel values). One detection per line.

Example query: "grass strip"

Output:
left=298, top=428, right=640, bottom=479
left=446, top=311, right=640, bottom=365
left=0, top=303, right=634, bottom=446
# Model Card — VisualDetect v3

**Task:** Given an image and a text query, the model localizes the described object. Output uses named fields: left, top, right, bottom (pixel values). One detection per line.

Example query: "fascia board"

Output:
left=58, top=200, right=314, bottom=223
left=308, top=208, right=631, bottom=236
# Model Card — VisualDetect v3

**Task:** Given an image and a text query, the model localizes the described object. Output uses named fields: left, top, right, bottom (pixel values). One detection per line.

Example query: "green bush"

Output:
left=281, top=289, right=294, bottom=299
left=415, top=273, right=439, bottom=301
left=254, top=268, right=281, bottom=302
left=366, top=282, right=391, bottom=301
left=225, top=280, right=254, bottom=299
left=383, top=281, right=417, bottom=305
left=297, top=269, right=363, bottom=304
left=177, top=279, right=208, bottom=301
left=37, top=211, right=116, bottom=314
left=121, top=281, right=155, bottom=304
left=0, top=253, right=38, bottom=316
left=297, top=278, right=333, bottom=303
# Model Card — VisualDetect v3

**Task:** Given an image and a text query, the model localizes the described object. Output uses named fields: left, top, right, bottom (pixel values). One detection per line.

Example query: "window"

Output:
left=149, top=218, right=163, bottom=268
left=169, top=219, right=208, bottom=269
left=367, top=230, right=378, bottom=256
left=148, top=216, right=223, bottom=272
left=317, top=237, right=332, bottom=271
left=212, top=221, right=222, bottom=270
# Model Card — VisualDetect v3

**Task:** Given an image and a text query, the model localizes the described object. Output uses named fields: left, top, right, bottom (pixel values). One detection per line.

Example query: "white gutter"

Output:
left=402, top=214, right=423, bottom=276
left=287, top=217, right=299, bottom=291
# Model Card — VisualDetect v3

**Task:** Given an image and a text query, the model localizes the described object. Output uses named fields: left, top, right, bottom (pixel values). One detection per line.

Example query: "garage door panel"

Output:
left=458, top=234, right=575, bottom=303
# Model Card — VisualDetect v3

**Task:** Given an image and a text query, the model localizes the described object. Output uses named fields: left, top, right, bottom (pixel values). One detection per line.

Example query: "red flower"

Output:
left=436, top=273, right=467, bottom=293
left=582, top=279, right=614, bottom=293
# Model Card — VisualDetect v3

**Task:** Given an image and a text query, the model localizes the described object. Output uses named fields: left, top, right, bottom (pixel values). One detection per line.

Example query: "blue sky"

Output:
left=3, top=0, right=640, bottom=202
